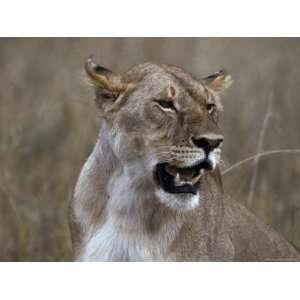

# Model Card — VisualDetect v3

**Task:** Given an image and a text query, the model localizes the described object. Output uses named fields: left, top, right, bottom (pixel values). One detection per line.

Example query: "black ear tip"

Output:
left=94, top=65, right=111, bottom=74
left=85, top=55, right=112, bottom=75
left=202, top=69, right=226, bottom=81
left=202, top=73, right=219, bottom=80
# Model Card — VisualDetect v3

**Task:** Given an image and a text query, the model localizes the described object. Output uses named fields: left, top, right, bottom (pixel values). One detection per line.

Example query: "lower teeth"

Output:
left=174, top=172, right=181, bottom=185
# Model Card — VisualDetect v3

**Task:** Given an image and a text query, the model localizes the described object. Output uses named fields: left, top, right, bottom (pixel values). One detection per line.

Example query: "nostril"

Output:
left=191, top=137, right=211, bottom=153
left=191, top=137, right=223, bottom=153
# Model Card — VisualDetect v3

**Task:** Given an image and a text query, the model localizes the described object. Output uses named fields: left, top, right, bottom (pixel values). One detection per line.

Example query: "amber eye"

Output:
left=206, top=103, right=216, bottom=114
left=155, top=100, right=177, bottom=112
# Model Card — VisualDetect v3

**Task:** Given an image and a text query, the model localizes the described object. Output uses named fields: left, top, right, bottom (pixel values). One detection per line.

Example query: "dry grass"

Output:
left=0, top=38, right=299, bottom=261
left=223, top=150, right=300, bottom=176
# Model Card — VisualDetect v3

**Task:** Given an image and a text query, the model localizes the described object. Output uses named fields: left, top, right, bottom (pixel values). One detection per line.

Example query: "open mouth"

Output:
left=154, top=160, right=212, bottom=195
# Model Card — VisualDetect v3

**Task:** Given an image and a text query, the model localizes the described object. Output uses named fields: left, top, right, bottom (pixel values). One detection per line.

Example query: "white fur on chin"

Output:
left=155, top=188, right=200, bottom=211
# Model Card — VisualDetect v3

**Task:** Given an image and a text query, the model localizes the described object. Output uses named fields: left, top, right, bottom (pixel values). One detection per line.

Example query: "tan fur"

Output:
left=69, top=60, right=299, bottom=261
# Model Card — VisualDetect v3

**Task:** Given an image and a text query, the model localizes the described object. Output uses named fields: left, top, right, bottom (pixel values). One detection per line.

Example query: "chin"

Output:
left=155, top=188, right=201, bottom=211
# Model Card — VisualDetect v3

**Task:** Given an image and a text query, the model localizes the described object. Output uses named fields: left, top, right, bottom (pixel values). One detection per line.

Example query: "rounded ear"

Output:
left=84, top=56, right=127, bottom=96
left=201, top=70, right=233, bottom=94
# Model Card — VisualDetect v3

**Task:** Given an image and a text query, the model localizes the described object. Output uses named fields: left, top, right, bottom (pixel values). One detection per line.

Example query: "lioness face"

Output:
left=85, top=59, right=232, bottom=211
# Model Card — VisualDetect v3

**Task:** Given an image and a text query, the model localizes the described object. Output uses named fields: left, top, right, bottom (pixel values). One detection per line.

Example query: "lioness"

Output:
left=69, top=58, right=299, bottom=261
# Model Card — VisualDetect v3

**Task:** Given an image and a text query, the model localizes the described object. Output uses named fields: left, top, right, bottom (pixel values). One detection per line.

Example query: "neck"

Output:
left=98, top=125, right=179, bottom=231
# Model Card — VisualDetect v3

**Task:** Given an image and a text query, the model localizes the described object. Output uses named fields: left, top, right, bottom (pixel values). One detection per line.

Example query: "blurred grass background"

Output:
left=0, top=38, right=299, bottom=261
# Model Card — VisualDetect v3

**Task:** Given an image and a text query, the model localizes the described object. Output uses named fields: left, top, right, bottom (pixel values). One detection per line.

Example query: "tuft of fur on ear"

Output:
left=202, top=70, right=233, bottom=95
left=84, top=56, right=127, bottom=94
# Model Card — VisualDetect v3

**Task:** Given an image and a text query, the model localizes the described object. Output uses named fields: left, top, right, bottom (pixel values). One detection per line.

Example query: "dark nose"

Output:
left=191, top=136, right=223, bottom=154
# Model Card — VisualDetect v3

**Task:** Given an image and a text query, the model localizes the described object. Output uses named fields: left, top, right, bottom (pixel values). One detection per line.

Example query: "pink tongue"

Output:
left=165, top=165, right=196, bottom=181
left=179, top=168, right=196, bottom=181
left=165, top=165, right=178, bottom=176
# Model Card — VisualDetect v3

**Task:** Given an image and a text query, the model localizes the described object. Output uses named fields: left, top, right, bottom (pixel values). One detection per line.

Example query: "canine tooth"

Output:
left=191, top=173, right=202, bottom=184
left=175, top=172, right=181, bottom=185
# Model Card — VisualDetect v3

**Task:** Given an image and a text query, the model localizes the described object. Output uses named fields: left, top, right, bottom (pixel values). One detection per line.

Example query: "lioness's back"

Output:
left=223, top=197, right=299, bottom=260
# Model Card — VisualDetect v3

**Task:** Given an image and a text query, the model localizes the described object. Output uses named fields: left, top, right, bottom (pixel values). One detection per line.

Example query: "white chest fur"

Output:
left=78, top=214, right=179, bottom=262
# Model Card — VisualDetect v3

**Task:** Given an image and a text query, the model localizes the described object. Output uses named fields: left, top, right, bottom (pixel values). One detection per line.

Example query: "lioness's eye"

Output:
left=155, top=100, right=177, bottom=112
left=206, top=103, right=216, bottom=114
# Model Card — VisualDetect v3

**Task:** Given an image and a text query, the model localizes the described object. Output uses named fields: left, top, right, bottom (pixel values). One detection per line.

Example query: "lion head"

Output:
left=85, top=58, right=232, bottom=211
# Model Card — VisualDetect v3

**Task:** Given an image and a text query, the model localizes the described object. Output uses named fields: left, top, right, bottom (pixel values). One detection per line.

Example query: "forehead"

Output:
left=124, top=62, right=208, bottom=100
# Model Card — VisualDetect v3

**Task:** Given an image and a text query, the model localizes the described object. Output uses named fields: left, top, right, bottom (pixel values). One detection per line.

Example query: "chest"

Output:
left=78, top=218, right=176, bottom=261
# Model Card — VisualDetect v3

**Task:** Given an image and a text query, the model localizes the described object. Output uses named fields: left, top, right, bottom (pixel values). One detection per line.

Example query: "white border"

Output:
left=0, top=0, right=300, bottom=36
left=0, top=262, right=299, bottom=300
